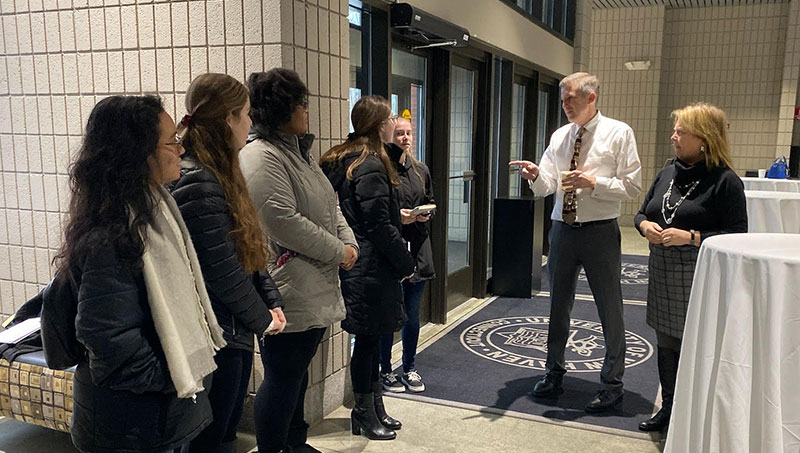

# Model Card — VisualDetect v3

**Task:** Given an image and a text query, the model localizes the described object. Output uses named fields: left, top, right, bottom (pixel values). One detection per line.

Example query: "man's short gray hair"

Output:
left=559, top=72, right=600, bottom=98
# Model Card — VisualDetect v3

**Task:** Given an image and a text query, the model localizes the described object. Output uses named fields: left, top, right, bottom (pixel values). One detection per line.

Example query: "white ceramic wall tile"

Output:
left=226, top=46, right=245, bottom=82
left=244, top=44, right=264, bottom=76
left=137, top=4, right=155, bottom=48
left=90, top=7, right=106, bottom=50
left=317, top=6, right=328, bottom=53
left=154, top=3, right=172, bottom=48
left=225, top=0, right=244, bottom=45
left=293, top=1, right=306, bottom=48
left=188, top=2, right=206, bottom=46
left=208, top=46, right=226, bottom=73
left=172, top=3, right=189, bottom=47
left=244, top=1, right=262, bottom=44
left=207, top=1, right=225, bottom=46
left=190, top=47, right=209, bottom=80
left=140, top=49, right=157, bottom=92
left=262, top=0, right=282, bottom=43
left=306, top=5, right=318, bottom=51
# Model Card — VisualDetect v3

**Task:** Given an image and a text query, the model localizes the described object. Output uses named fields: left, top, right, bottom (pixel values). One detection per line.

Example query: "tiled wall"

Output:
left=0, top=0, right=352, bottom=428
left=776, top=0, right=799, bottom=151
left=658, top=3, right=789, bottom=173
left=589, top=6, right=665, bottom=225
left=590, top=2, right=793, bottom=225
left=775, top=0, right=800, bottom=150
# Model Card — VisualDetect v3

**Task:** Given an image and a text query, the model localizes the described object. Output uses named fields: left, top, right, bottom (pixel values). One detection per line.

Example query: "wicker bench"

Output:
left=0, top=351, right=74, bottom=432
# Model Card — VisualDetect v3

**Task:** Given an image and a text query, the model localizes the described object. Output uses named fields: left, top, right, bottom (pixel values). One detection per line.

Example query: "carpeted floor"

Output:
left=388, top=295, right=658, bottom=435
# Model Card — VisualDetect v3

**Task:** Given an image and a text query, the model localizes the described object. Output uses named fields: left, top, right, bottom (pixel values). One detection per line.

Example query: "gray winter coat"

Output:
left=240, top=132, right=355, bottom=333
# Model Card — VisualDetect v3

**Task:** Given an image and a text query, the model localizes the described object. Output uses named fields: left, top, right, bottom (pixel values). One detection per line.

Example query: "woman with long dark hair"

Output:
left=320, top=96, right=416, bottom=441
left=58, top=95, right=226, bottom=452
left=170, top=73, right=285, bottom=453
left=241, top=68, right=357, bottom=453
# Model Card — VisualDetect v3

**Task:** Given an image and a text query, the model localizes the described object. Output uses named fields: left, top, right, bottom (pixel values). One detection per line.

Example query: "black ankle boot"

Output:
left=351, top=392, right=396, bottom=440
left=372, top=381, right=402, bottom=430
left=639, top=407, right=671, bottom=431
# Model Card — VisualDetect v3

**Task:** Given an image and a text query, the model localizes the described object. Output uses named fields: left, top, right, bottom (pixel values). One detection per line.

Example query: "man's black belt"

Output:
left=559, top=218, right=617, bottom=228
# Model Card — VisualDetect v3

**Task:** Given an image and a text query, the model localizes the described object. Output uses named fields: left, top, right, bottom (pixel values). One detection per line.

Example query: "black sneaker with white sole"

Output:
left=401, top=370, right=425, bottom=392
left=381, top=372, right=405, bottom=393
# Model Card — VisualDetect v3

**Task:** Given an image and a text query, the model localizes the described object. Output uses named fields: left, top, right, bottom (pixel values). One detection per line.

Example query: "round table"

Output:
left=664, top=233, right=800, bottom=453
left=744, top=190, right=800, bottom=233
left=741, top=177, right=800, bottom=193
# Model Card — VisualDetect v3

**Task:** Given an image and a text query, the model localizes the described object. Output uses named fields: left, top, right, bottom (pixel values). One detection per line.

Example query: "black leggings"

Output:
left=351, top=334, right=381, bottom=394
left=186, top=347, right=253, bottom=452
left=254, top=328, right=326, bottom=453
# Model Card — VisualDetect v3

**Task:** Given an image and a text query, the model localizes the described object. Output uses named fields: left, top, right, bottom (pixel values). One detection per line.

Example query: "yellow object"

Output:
left=401, top=109, right=412, bottom=120
left=2, top=315, right=15, bottom=328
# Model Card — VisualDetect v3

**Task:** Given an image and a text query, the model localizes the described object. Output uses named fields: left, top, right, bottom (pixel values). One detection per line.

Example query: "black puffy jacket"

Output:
left=321, top=151, right=415, bottom=335
left=71, top=232, right=212, bottom=453
left=386, top=143, right=436, bottom=281
left=170, top=163, right=283, bottom=351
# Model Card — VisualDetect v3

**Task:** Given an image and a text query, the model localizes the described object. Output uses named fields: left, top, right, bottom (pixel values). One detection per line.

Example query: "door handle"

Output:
left=462, top=170, right=475, bottom=181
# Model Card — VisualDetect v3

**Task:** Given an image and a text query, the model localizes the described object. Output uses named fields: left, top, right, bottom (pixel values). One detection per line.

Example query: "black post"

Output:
left=428, top=49, right=451, bottom=324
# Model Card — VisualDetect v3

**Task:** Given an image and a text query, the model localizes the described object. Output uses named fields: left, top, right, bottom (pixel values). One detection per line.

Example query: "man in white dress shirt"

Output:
left=510, top=72, right=642, bottom=413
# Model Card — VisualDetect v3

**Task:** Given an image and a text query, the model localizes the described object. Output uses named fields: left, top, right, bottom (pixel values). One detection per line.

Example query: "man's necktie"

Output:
left=562, top=127, right=585, bottom=225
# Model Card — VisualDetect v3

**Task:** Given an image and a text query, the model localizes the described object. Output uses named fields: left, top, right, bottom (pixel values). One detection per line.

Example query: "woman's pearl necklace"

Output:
left=661, top=178, right=701, bottom=224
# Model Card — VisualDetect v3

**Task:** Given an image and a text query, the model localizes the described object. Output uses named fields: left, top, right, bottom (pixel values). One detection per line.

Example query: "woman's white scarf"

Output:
left=139, top=186, right=226, bottom=398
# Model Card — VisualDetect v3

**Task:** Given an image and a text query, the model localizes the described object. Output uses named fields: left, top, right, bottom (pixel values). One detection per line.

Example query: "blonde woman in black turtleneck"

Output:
left=634, top=102, right=747, bottom=432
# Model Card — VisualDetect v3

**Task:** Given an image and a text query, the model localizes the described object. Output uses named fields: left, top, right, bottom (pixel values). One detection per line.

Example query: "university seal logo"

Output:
left=578, top=261, right=649, bottom=285
left=460, top=316, right=653, bottom=371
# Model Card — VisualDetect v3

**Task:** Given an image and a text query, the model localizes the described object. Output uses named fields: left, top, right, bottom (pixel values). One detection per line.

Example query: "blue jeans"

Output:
left=379, top=280, right=426, bottom=374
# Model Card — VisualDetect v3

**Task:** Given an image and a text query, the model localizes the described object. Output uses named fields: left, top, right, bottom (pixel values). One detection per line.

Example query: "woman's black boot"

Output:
left=639, top=407, right=671, bottom=431
left=639, top=346, right=678, bottom=432
left=351, top=392, right=396, bottom=440
left=372, top=381, right=402, bottom=430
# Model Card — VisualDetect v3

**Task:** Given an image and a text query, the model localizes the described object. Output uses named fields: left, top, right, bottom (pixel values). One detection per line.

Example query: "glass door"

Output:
left=508, top=81, right=527, bottom=197
left=390, top=45, right=430, bottom=324
left=446, top=63, right=478, bottom=308
left=390, top=49, right=427, bottom=162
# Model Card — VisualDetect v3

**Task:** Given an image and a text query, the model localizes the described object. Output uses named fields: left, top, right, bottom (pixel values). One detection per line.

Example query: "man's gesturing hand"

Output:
left=509, top=160, right=540, bottom=181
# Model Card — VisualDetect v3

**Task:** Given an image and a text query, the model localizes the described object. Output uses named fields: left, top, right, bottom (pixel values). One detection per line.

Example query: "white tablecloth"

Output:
left=741, top=177, right=800, bottom=192
left=664, top=233, right=800, bottom=453
left=745, top=190, right=800, bottom=234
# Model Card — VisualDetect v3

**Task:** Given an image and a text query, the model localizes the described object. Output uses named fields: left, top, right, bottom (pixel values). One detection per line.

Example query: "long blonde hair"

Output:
left=320, top=95, right=398, bottom=186
left=390, top=116, right=428, bottom=196
left=671, top=102, right=733, bottom=170
left=180, top=73, right=269, bottom=272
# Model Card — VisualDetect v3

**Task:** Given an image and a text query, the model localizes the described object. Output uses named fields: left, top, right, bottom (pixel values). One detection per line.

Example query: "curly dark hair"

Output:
left=247, top=68, right=309, bottom=135
left=55, top=95, right=165, bottom=274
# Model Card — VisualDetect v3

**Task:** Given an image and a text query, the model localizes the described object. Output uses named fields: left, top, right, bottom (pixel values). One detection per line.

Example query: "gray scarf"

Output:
left=140, top=186, right=226, bottom=398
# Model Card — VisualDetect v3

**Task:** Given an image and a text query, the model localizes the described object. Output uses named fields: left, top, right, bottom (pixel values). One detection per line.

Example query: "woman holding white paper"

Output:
left=378, top=116, right=436, bottom=394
